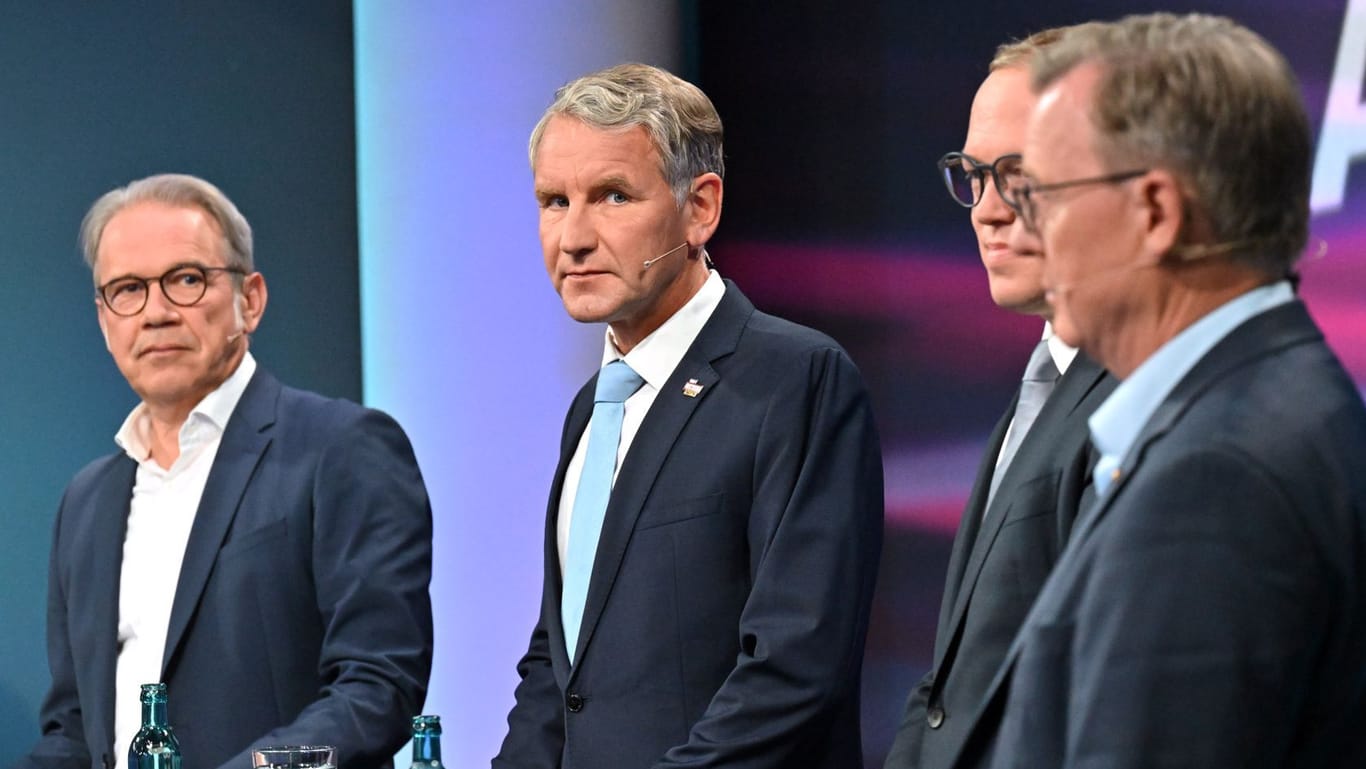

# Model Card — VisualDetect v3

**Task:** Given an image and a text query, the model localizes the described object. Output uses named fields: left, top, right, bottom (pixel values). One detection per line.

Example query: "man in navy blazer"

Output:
left=494, top=63, right=884, bottom=768
left=950, top=14, right=1366, bottom=768
left=16, top=174, right=433, bottom=769
left=885, top=25, right=1115, bottom=769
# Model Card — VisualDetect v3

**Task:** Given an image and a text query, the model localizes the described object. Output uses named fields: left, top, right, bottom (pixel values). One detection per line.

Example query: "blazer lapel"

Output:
left=160, top=370, right=277, bottom=678
left=952, top=305, right=1319, bottom=769
left=86, top=456, right=137, bottom=749
left=963, top=334, right=1275, bottom=752
left=1071, top=301, right=1320, bottom=544
left=548, top=383, right=595, bottom=687
left=937, top=356, right=1109, bottom=668
left=933, top=397, right=1012, bottom=656
left=569, top=282, right=753, bottom=674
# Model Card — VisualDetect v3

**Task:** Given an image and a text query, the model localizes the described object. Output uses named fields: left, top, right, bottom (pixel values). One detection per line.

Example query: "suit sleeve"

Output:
left=655, top=346, right=885, bottom=767
left=883, top=671, right=933, bottom=768
left=213, top=409, right=434, bottom=769
left=1059, top=448, right=1328, bottom=768
left=492, top=605, right=567, bottom=768
left=494, top=393, right=590, bottom=769
left=14, top=489, right=93, bottom=769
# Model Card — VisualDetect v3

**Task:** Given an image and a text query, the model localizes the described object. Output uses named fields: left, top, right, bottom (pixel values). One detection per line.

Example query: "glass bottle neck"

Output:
left=141, top=699, right=168, bottom=728
left=412, top=734, right=441, bottom=763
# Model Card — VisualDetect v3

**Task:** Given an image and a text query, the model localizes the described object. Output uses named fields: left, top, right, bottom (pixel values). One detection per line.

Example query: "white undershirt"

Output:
left=556, top=271, right=726, bottom=573
left=112, top=353, right=256, bottom=769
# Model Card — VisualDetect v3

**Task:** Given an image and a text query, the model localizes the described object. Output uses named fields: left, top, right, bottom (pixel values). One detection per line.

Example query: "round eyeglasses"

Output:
left=98, top=264, right=246, bottom=316
left=936, top=152, right=1025, bottom=208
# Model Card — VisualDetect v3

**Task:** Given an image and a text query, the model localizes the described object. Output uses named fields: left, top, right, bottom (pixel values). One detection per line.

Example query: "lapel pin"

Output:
left=1110, top=467, right=1122, bottom=483
left=682, top=379, right=704, bottom=398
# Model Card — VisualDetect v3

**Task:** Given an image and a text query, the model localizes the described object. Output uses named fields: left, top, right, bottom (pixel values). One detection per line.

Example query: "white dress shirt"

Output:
left=112, top=353, right=256, bottom=769
left=556, top=271, right=726, bottom=572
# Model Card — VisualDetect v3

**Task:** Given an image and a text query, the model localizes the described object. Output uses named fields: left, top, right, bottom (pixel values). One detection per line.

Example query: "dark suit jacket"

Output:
left=955, top=301, right=1366, bottom=769
left=494, top=281, right=885, bottom=769
left=884, top=349, right=1114, bottom=769
left=17, top=368, right=434, bottom=769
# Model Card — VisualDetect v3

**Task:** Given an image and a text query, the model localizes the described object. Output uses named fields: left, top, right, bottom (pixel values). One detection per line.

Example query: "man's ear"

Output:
left=684, top=173, right=723, bottom=247
left=1135, top=168, right=1186, bottom=264
left=239, top=272, right=268, bottom=334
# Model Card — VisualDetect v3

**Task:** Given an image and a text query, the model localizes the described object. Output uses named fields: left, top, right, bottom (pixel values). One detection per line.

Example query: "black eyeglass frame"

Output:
left=1008, top=169, right=1150, bottom=232
left=936, top=151, right=1025, bottom=209
left=97, top=263, right=247, bottom=317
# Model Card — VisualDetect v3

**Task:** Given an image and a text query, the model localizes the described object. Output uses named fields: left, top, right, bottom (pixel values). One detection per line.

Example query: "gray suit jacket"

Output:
left=885, top=348, right=1113, bottom=769
left=955, top=301, right=1366, bottom=769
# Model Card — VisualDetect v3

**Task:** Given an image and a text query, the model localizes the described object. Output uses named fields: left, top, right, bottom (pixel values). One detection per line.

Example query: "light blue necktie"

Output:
left=561, top=360, right=644, bottom=663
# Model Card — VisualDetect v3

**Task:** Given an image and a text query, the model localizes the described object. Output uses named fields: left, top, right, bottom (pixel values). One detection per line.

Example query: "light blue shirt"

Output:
left=1089, top=281, right=1295, bottom=497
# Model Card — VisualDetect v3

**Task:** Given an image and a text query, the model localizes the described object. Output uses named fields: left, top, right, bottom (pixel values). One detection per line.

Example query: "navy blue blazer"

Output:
left=17, top=368, right=434, bottom=769
left=885, top=350, right=1114, bottom=769
left=494, top=281, right=885, bottom=769
left=953, top=300, right=1366, bottom=769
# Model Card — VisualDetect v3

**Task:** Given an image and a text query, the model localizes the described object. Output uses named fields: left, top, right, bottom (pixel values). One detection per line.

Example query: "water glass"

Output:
left=250, top=746, right=336, bottom=769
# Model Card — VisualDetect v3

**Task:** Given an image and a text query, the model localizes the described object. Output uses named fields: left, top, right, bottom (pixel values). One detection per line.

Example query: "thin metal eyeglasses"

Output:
left=936, top=152, right=1025, bottom=208
left=1006, top=169, right=1149, bottom=232
left=97, top=263, right=246, bottom=316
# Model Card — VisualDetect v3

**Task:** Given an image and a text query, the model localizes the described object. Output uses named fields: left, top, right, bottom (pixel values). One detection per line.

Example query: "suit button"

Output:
left=566, top=693, right=584, bottom=712
left=927, top=706, right=945, bottom=729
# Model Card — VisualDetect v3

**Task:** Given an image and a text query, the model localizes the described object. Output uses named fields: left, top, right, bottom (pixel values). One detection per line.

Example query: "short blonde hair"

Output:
left=989, top=25, right=1080, bottom=72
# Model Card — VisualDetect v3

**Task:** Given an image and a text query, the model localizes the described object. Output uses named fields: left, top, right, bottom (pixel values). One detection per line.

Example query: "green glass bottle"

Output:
left=409, top=714, right=442, bottom=769
left=128, top=683, right=181, bottom=769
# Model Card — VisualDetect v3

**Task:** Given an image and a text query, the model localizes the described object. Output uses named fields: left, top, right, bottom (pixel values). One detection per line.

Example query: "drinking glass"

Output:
left=251, top=746, right=336, bottom=769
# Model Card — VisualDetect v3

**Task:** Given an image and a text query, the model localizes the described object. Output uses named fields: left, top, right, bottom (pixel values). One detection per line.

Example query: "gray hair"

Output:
left=1031, top=13, right=1311, bottom=277
left=528, top=62, right=725, bottom=207
left=80, top=173, right=254, bottom=277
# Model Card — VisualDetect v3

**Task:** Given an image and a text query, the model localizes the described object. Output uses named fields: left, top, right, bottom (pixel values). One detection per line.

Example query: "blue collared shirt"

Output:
left=1089, top=281, right=1295, bottom=497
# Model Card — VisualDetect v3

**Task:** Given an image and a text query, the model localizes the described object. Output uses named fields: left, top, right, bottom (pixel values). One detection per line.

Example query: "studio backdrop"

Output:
left=2, top=2, right=1362, bottom=766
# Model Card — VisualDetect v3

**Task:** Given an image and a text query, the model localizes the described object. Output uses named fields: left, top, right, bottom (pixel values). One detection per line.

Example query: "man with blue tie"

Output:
left=494, top=63, right=885, bottom=768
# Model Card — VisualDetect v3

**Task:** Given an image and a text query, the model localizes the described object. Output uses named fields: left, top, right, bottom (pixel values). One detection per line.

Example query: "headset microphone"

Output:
left=1047, top=260, right=1158, bottom=305
left=1047, top=241, right=1239, bottom=304
left=642, top=242, right=689, bottom=270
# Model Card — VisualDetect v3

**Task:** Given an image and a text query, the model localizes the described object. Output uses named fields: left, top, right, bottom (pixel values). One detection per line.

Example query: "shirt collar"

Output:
left=1042, top=321, right=1080, bottom=376
left=602, top=270, right=726, bottom=390
left=1089, top=280, right=1294, bottom=492
left=114, top=352, right=258, bottom=462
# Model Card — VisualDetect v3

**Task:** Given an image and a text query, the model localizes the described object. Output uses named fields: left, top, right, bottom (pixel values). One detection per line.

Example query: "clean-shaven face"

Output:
left=964, top=66, right=1047, bottom=315
left=95, top=201, right=254, bottom=415
left=534, top=115, right=701, bottom=349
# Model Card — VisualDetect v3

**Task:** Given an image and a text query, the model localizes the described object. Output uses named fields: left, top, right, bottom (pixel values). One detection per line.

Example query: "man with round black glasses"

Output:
left=960, top=14, right=1366, bottom=767
left=14, top=173, right=434, bottom=769
left=884, top=24, right=1115, bottom=769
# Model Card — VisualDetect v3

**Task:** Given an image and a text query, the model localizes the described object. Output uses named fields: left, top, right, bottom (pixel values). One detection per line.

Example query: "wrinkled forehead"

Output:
left=533, top=116, right=664, bottom=184
left=93, top=201, right=228, bottom=280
